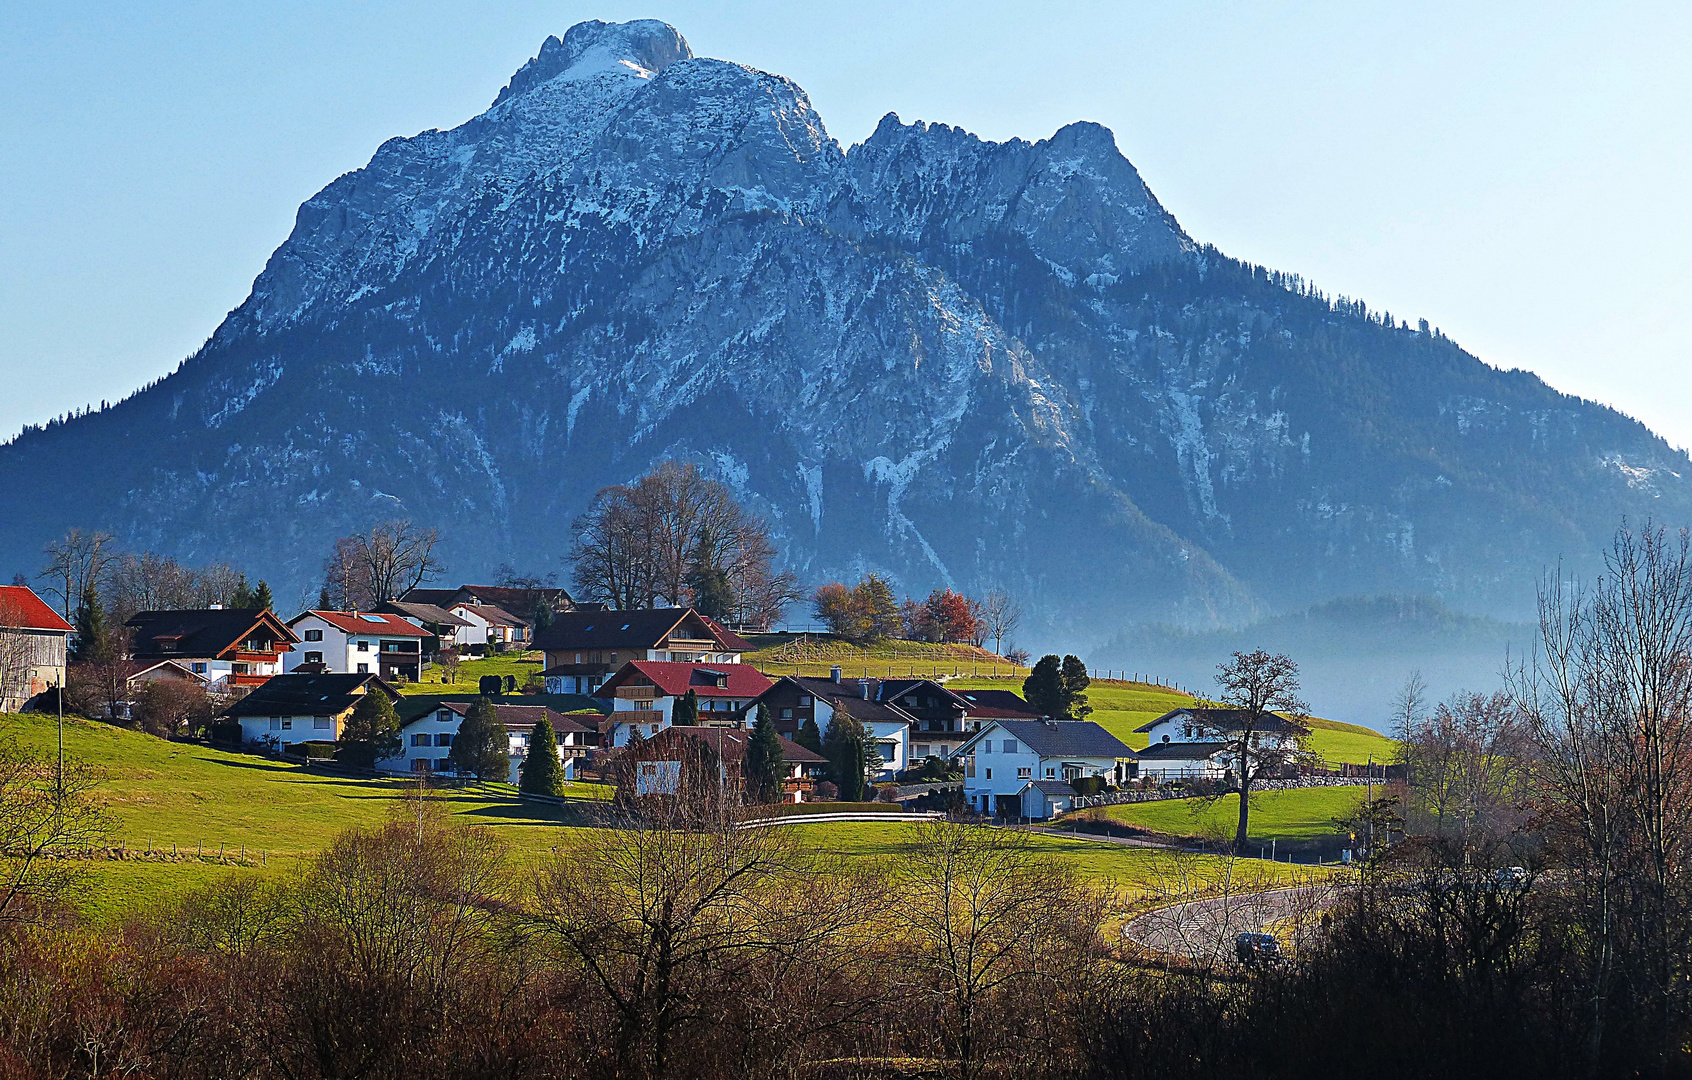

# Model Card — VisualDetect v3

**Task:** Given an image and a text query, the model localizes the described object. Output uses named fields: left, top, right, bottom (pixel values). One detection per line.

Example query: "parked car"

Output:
left=1236, top=932, right=1282, bottom=966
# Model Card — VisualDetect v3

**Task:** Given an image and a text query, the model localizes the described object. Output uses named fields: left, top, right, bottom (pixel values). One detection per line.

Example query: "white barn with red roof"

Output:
left=594, top=660, right=774, bottom=747
left=0, top=585, right=73, bottom=712
left=283, top=611, right=432, bottom=683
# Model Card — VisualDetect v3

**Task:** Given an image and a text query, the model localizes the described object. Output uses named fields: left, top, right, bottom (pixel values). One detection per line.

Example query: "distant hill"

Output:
left=1, top=18, right=1684, bottom=657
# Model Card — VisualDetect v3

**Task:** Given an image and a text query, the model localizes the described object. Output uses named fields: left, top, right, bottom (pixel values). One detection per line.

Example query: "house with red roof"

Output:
left=593, top=659, right=773, bottom=747
left=0, top=585, right=74, bottom=712
left=535, top=608, right=751, bottom=695
left=619, top=725, right=829, bottom=804
left=283, top=611, right=431, bottom=683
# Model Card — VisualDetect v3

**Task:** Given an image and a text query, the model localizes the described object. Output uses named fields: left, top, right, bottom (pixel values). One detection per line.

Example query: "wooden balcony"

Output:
left=230, top=671, right=271, bottom=688
left=232, top=650, right=282, bottom=664
left=616, top=686, right=657, bottom=701
left=620, top=710, right=662, bottom=725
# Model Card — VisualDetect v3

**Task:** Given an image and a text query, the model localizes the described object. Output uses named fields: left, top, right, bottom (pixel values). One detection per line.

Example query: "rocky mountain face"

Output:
left=4, top=18, right=1688, bottom=647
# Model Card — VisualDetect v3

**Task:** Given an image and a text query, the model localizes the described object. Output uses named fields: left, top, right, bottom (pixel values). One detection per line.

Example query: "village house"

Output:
left=619, top=725, right=828, bottom=803
left=126, top=608, right=297, bottom=692
left=384, top=701, right=595, bottom=781
left=593, top=660, right=772, bottom=747
left=221, top=671, right=397, bottom=749
left=403, top=583, right=574, bottom=621
left=1132, top=707, right=1309, bottom=781
left=283, top=611, right=432, bottom=683
left=956, top=718, right=1135, bottom=820
left=126, top=660, right=210, bottom=690
left=372, top=601, right=472, bottom=663
left=738, top=670, right=1046, bottom=779
left=536, top=608, right=750, bottom=695
left=0, top=585, right=72, bottom=713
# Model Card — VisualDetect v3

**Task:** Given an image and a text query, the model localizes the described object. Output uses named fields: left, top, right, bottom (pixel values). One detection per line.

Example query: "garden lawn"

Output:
left=745, top=636, right=1023, bottom=680
left=1092, top=786, right=1370, bottom=843
left=401, top=652, right=547, bottom=695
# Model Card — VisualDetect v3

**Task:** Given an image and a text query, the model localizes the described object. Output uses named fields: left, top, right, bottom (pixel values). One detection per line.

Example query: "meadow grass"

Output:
left=1086, top=786, right=1370, bottom=843
left=744, top=636, right=1024, bottom=680
left=400, top=652, right=547, bottom=695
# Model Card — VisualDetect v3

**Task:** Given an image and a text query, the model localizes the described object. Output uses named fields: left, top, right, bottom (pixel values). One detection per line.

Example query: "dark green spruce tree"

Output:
left=337, top=690, right=403, bottom=768
left=251, top=580, right=274, bottom=611
left=70, top=585, right=110, bottom=664
left=449, top=697, right=511, bottom=781
left=795, top=716, right=824, bottom=755
left=744, top=703, right=784, bottom=804
left=519, top=716, right=566, bottom=797
left=1022, top=655, right=1065, bottom=718
left=823, top=713, right=869, bottom=802
left=1060, top=654, right=1093, bottom=719
left=673, top=688, right=699, bottom=726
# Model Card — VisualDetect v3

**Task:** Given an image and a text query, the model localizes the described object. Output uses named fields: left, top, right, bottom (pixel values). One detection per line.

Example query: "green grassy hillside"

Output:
left=745, top=635, right=1024, bottom=680
left=1086, top=787, right=1369, bottom=843
left=401, top=652, right=547, bottom=694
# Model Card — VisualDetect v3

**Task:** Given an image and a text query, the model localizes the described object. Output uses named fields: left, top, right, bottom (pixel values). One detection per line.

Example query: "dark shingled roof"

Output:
left=222, top=673, right=395, bottom=718
left=779, top=676, right=914, bottom=724
left=1135, top=741, right=1229, bottom=761
left=955, top=689, right=1043, bottom=719
left=420, top=701, right=592, bottom=735
left=375, top=601, right=472, bottom=627
left=534, top=607, right=746, bottom=654
left=1134, top=708, right=1308, bottom=736
left=965, top=719, right=1133, bottom=760
left=621, top=725, right=827, bottom=765
left=1027, top=778, right=1078, bottom=796
left=127, top=609, right=298, bottom=660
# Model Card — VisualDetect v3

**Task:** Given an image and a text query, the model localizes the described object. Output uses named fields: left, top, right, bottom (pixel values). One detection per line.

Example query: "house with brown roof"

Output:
left=383, top=701, right=595, bottom=781
left=283, top=611, right=431, bottom=682
left=536, top=608, right=751, bottom=695
left=593, top=660, right=773, bottom=747
left=0, top=585, right=73, bottom=712
left=618, top=725, right=828, bottom=804
left=372, top=601, right=472, bottom=661
left=126, top=608, right=298, bottom=692
left=1133, top=708, right=1310, bottom=781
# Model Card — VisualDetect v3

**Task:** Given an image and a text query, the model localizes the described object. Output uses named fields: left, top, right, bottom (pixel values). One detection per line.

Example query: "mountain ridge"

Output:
left=2, top=18, right=1686, bottom=649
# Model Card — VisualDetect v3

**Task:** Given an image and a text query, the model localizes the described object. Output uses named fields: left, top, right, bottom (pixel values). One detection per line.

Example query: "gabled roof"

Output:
left=1134, top=708, right=1309, bottom=736
left=374, top=601, right=472, bottom=628
left=290, top=611, right=431, bottom=638
left=222, top=672, right=395, bottom=718
left=1135, top=741, right=1230, bottom=761
left=533, top=607, right=744, bottom=654
left=400, top=584, right=574, bottom=611
left=0, top=586, right=73, bottom=633
left=128, top=659, right=208, bottom=684
left=958, top=718, right=1133, bottom=760
left=1025, top=778, right=1078, bottom=796
left=416, top=701, right=592, bottom=735
left=954, top=688, right=1044, bottom=719
left=128, top=608, right=299, bottom=659
left=623, top=725, right=827, bottom=765
left=453, top=603, right=526, bottom=628
left=768, top=676, right=916, bottom=725
left=596, top=660, right=773, bottom=700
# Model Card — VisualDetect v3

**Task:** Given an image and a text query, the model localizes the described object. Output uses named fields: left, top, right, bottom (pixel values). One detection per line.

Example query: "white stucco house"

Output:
left=1133, top=708, right=1309, bottom=781
left=284, top=611, right=431, bottom=683
left=593, top=660, right=773, bottom=747
left=384, top=701, right=596, bottom=781
left=220, top=671, right=397, bottom=750
left=956, top=719, right=1135, bottom=820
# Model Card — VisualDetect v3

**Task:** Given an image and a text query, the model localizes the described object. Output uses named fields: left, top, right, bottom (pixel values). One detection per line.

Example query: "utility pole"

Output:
left=56, top=675, right=64, bottom=799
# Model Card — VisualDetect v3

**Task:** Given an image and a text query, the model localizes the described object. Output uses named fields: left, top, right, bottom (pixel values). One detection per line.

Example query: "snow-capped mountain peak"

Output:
left=491, top=19, right=691, bottom=107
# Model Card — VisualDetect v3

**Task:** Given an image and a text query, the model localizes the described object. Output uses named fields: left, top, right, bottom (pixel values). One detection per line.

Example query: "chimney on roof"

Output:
left=858, top=679, right=871, bottom=700
left=830, top=665, right=842, bottom=683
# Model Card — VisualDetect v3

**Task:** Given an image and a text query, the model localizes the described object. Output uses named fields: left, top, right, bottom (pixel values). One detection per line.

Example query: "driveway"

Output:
left=1121, top=884, right=1332, bottom=965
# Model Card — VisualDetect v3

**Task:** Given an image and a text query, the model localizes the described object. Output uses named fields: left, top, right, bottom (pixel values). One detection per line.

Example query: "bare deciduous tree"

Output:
left=1403, top=690, right=1529, bottom=850
left=1508, top=523, right=1692, bottom=1068
left=0, top=740, right=111, bottom=922
left=979, top=589, right=1022, bottom=656
left=321, top=521, right=444, bottom=609
left=1211, top=649, right=1309, bottom=852
left=39, top=528, right=115, bottom=619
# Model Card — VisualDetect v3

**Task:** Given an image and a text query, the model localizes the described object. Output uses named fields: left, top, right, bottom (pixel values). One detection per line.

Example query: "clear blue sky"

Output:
left=3, top=1, right=1688, bottom=446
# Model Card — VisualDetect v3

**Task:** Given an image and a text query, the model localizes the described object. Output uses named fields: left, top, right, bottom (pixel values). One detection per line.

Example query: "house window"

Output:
left=1018, top=767, right=1032, bottom=779
left=984, top=768, right=993, bottom=780
left=304, top=629, right=323, bottom=642
left=799, top=696, right=812, bottom=706
left=314, top=716, right=331, bottom=730
left=1003, top=740, right=1018, bottom=754
left=412, top=734, right=431, bottom=747
left=281, top=719, right=292, bottom=730
left=411, top=759, right=431, bottom=773
left=780, top=708, right=793, bottom=719
left=356, top=663, right=368, bottom=674
left=435, top=733, right=454, bottom=747
left=356, top=640, right=370, bottom=652
left=915, top=744, right=931, bottom=758
left=437, top=710, right=451, bottom=722
left=192, top=663, right=207, bottom=673
left=304, top=651, right=323, bottom=664
left=269, top=718, right=283, bottom=730
left=1046, top=767, right=1056, bottom=778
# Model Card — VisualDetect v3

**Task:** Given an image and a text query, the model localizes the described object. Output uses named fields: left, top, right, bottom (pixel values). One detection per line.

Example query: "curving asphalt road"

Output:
left=1122, top=885, right=1330, bottom=965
